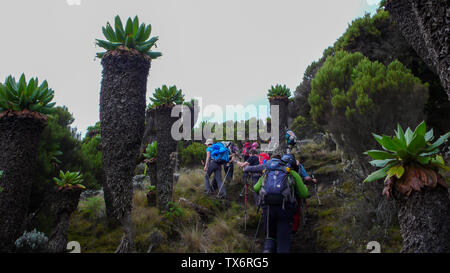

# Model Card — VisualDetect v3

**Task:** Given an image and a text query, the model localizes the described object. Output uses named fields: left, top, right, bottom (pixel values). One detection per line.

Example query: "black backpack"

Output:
left=259, top=158, right=297, bottom=209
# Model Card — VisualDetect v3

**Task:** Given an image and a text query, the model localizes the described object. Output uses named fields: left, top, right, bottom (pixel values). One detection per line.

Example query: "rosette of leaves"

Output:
left=0, top=74, right=55, bottom=114
left=143, top=141, right=157, bottom=173
left=267, top=84, right=292, bottom=99
left=96, top=15, right=162, bottom=59
left=53, top=171, right=86, bottom=190
left=149, top=85, right=184, bottom=109
left=364, top=121, right=450, bottom=197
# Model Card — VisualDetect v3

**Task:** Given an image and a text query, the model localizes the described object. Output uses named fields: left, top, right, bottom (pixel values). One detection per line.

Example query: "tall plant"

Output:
left=364, top=121, right=450, bottom=252
left=0, top=74, right=55, bottom=252
left=149, top=85, right=184, bottom=211
left=48, top=171, right=85, bottom=253
left=267, top=84, right=291, bottom=154
left=97, top=15, right=161, bottom=252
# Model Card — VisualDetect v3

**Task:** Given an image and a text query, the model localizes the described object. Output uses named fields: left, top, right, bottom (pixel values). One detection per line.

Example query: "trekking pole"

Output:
left=216, top=165, right=231, bottom=198
left=251, top=205, right=262, bottom=253
left=312, top=172, right=322, bottom=206
left=244, top=177, right=248, bottom=231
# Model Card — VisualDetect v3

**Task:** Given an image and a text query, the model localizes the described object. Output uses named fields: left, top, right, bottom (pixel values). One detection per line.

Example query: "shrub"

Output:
left=290, top=115, right=320, bottom=140
left=15, top=229, right=49, bottom=253
left=181, top=142, right=206, bottom=166
left=78, top=196, right=105, bottom=220
left=309, top=51, right=428, bottom=174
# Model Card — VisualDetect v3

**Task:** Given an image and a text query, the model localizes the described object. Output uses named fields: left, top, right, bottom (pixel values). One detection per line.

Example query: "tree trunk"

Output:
left=141, top=108, right=157, bottom=157
left=394, top=185, right=450, bottom=253
left=269, top=98, right=289, bottom=154
left=0, top=111, right=47, bottom=252
left=101, top=169, right=119, bottom=227
left=386, top=0, right=450, bottom=100
left=100, top=48, right=151, bottom=252
left=47, top=188, right=83, bottom=253
left=154, top=106, right=179, bottom=211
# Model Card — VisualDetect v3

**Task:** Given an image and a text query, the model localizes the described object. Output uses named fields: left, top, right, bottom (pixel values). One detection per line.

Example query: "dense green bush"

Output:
left=29, top=108, right=103, bottom=234
left=290, top=115, right=320, bottom=140
left=181, top=142, right=206, bottom=166
left=309, top=51, right=428, bottom=174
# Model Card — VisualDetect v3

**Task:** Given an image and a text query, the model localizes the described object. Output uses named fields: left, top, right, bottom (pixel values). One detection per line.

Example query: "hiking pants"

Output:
left=262, top=204, right=296, bottom=253
left=223, top=162, right=234, bottom=182
left=205, top=160, right=226, bottom=197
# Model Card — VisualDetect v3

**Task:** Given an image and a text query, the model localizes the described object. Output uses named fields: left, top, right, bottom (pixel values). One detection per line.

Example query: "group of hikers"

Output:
left=202, top=131, right=317, bottom=253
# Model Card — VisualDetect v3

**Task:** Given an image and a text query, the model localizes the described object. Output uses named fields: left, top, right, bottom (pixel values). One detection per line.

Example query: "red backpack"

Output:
left=258, top=153, right=270, bottom=165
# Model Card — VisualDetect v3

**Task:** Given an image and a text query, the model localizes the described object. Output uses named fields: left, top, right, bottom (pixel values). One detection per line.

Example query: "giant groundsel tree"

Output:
left=364, top=121, right=449, bottom=252
left=97, top=15, right=161, bottom=252
left=149, top=85, right=184, bottom=211
left=0, top=74, right=55, bottom=252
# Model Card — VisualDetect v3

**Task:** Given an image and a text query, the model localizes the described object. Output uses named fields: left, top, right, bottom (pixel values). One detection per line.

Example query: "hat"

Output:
left=205, top=139, right=214, bottom=145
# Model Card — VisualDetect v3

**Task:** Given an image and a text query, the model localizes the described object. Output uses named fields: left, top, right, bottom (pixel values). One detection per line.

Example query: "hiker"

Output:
left=253, top=156, right=310, bottom=253
left=251, top=141, right=259, bottom=151
left=203, top=139, right=227, bottom=199
left=282, top=154, right=317, bottom=184
left=242, top=142, right=252, bottom=161
left=285, top=130, right=297, bottom=153
left=222, top=141, right=238, bottom=183
left=237, top=149, right=262, bottom=204
left=281, top=154, right=317, bottom=234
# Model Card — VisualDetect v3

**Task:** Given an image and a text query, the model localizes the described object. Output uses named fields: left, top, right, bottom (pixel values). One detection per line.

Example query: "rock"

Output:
left=132, top=174, right=150, bottom=191
left=147, top=229, right=165, bottom=253
left=134, top=163, right=147, bottom=175
left=80, top=189, right=104, bottom=200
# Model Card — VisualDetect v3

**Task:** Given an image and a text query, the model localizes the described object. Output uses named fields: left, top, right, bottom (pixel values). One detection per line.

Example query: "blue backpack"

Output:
left=260, top=158, right=296, bottom=208
left=210, top=142, right=230, bottom=164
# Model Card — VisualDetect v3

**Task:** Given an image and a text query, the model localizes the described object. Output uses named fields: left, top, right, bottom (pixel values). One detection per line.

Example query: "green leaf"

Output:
left=133, top=16, right=139, bottom=35
left=142, top=24, right=152, bottom=42
left=386, top=165, right=405, bottom=179
left=366, top=150, right=396, bottom=160
left=414, top=121, right=426, bottom=137
left=364, top=166, right=390, bottom=183
left=135, top=23, right=145, bottom=43
left=125, top=18, right=133, bottom=35
left=425, top=129, right=434, bottom=142
left=396, top=124, right=406, bottom=143
left=115, top=15, right=124, bottom=33
left=405, top=128, right=414, bottom=145
left=424, top=132, right=450, bottom=152
left=369, top=159, right=396, bottom=168
left=407, top=132, right=426, bottom=155
left=146, top=51, right=162, bottom=59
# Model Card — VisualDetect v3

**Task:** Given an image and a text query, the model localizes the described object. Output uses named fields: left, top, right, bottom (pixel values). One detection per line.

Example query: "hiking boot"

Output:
left=217, top=194, right=226, bottom=200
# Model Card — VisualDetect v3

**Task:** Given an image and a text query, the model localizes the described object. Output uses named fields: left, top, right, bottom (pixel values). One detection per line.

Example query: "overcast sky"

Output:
left=0, top=0, right=380, bottom=137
